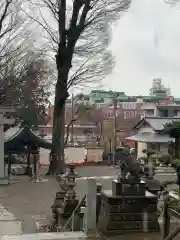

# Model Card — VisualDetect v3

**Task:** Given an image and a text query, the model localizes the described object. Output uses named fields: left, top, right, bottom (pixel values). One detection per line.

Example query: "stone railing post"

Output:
left=162, top=191, right=170, bottom=239
left=84, top=178, right=97, bottom=234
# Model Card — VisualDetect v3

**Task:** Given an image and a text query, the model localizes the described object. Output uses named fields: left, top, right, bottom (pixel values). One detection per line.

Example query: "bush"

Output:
left=159, top=154, right=172, bottom=166
left=142, top=149, right=156, bottom=156
left=168, top=189, right=180, bottom=213
left=172, top=159, right=180, bottom=169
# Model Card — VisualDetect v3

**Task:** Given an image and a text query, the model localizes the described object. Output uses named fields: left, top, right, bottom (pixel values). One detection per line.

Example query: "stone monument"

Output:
left=97, top=152, right=159, bottom=236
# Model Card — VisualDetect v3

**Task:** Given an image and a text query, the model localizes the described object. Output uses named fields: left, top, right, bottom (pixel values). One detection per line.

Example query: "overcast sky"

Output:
left=103, top=0, right=180, bottom=96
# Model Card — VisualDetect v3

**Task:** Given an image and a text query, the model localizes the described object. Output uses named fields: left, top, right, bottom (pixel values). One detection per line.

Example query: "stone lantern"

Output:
left=61, top=165, right=79, bottom=218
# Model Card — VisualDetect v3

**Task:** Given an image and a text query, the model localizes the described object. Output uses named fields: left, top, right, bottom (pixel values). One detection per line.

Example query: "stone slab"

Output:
left=101, top=190, right=157, bottom=205
left=1, top=231, right=87, bottom=240
left=0, top=220, right=22, bottom=236
left=0, top=204, right=22, bottom=236
left=112, top=180, right=145, bottom=196
left=105, top=232, right=161, bottom=239
left=103, top=202, right=157, bottom=213
left=107, top=212, right=158, bottom=221
left=104, top=220, right=159, bottom=230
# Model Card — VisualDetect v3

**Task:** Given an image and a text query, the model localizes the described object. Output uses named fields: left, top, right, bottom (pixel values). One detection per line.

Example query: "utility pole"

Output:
left=70, top=93, right=74, bottom=144
left=113, top=93, right=118, bottom=165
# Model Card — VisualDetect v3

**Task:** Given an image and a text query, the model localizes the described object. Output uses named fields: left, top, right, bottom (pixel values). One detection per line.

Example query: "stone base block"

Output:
left=97, top=190, right=159, bottom=236
left=112, top=180, right=145, bottom=196
left=101, top=190, right=157, bottom=207
left=0, top=178, right=9, bottom=185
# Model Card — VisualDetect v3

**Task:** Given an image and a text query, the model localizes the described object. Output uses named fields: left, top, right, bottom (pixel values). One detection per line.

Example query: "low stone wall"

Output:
left=86, top=147, right=103, bottom=163
left=40, top=147, right=86, bottom=165
left=65, top=147, right=85, bottom=164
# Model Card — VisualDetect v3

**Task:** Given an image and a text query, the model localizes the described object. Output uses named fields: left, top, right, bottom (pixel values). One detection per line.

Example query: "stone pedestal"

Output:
left=98, top=179, right=159, bottom=236
left=142, top=177, right=161, bottom=196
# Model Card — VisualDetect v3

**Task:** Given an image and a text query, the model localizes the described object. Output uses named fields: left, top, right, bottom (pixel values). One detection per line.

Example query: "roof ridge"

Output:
left=145, top=116, right=180, bottom=119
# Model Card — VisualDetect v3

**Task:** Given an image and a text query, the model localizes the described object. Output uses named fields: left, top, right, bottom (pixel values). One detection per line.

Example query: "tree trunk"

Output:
left=26, top=149, right=30, bottom=175
left=51, top=79, right=68, bottom=174
left=33, top=154, right=37, bottom=179
left=7, top=153, right=11, bottom=177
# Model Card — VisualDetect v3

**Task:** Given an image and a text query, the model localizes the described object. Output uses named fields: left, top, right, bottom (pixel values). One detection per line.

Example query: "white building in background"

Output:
left=149, top=78, right=171, bottom=97
left=126, top=116, right=179, bottom=158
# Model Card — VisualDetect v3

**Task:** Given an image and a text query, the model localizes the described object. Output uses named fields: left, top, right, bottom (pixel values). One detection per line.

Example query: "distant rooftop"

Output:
left=64, top=89, right=180, bottom=105
left=135, top=116, right=180, bottom=131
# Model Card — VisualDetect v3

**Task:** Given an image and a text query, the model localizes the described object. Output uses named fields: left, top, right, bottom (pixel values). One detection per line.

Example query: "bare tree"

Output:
left=27, top=0, right=131, bottom=173
left=0, top=0, right=41, bottom=104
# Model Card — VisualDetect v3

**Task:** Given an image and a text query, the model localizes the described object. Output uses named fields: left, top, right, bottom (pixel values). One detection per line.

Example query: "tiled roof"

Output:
left=4, top=126, right=22, bottom=142
left=126, top=133, right=174, bottom=143
left=135, top=117, right=180, bottom=131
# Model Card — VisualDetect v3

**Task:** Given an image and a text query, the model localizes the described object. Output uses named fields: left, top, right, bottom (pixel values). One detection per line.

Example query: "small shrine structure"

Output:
left=4, top=125, right=51, bottom=154
left=4, top=125, right=52, bottom=182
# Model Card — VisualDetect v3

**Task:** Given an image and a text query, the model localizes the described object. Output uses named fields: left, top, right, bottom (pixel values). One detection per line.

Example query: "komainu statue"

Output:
left=118, top=152, right=143, bottom=182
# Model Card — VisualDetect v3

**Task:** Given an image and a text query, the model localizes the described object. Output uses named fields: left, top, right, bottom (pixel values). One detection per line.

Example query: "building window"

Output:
left=145, top=109, right=154, bottom=116
left=160, top=110, right=168, bottom=117
left=124, top=111, right=136, bottom=119
left=108, top=111, right=113, bottom=118
left=122, top=103, right=136, bottom=109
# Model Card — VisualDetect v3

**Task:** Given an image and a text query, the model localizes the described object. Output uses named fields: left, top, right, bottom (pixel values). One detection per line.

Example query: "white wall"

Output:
left=141, top=103, right=160, bottom=117
left=137, top=142, right=147, bottom=158
left=176, top=111, right=180, bottom=116
left=40, top=147, right=86, bottom=165
left=137, top=126, right=155, bottom=158
left=138, top=127, right=155, bottom=134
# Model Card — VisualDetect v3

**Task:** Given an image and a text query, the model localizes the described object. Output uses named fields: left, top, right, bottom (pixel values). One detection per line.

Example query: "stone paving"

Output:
left=0, top=166, right=178, bottom=234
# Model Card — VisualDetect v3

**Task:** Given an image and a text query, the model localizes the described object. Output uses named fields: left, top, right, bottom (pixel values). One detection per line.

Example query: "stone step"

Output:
left=107, top=232, right=161, bottom=240
left=1, top=232, right=87, bottom=240
left=156, top=167, right=175, bottom=172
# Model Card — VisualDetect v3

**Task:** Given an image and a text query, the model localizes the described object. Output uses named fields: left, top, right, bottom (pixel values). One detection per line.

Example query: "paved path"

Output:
left=0, top=175, right=59, bottom=233
left=0, top=166, right=177, bottom=234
